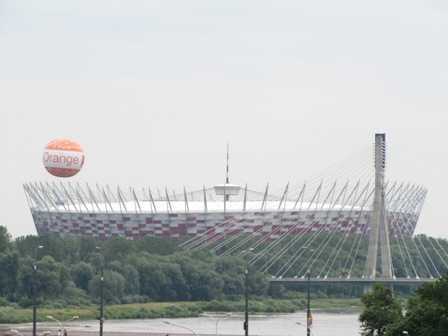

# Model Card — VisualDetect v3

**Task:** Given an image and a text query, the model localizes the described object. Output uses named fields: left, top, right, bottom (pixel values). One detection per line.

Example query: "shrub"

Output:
left=0, top=297, right=9, bottom=307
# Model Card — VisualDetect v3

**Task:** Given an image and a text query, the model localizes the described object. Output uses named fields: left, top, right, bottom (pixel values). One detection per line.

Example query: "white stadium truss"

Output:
left=24, top=180, right=426, bottom=240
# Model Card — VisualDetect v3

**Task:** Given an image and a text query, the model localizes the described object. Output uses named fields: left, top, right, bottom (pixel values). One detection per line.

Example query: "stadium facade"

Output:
left=25, top=136, right=427, bottom=241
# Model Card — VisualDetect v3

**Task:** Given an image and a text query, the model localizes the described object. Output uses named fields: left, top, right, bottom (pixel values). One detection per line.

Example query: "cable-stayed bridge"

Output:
left=180, top=134, right=447, bottom=285
left=25, top=133, right=448, bottom=285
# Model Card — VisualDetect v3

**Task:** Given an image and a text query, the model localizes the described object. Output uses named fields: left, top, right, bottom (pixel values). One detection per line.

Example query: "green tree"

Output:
left=71, top=262, right=94, bottom=291
left=14, top=235, right=42, bottom=258
left=88, top=270, right=126, bottom=304
left=108, top=260, right=140, bottom=295
left=160, top=263, right=188, bottom=300
left=222, top=274, right=244, bottom=296
left=122, top=264, right=140, bottom=295
left=0, top=252, right=19, bottom=299
left=248, top=271, right=269, bottom=296
left=135, top=236, right=179, bottom=255
left=103, top=237, right=135, bottom=262
left=181, top=262, right=224, bottom=300
left=386, top=275, right=448, bottom=336
left=135, top=259, right=168, bottom=300
left=360, top=285, right=402, bottom=336
left=18, top=256, right=69, bottom=301
left=78, top=236, right=97, bottom=262
left=268, top=283, right=287, bottom=299
left=0, top=226, right=11, bottom=253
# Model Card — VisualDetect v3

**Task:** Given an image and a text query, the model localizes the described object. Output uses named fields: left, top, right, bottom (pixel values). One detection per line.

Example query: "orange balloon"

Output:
left=43, top=139, right=85, bottom=177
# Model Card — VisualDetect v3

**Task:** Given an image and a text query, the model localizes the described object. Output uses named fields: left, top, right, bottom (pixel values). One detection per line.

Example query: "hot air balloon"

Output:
left=42, top=139, right=85, bottom=177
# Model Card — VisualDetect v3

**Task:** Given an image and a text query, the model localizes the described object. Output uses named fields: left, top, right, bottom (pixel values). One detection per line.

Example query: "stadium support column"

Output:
left=365, top=133, right=392, bottom=279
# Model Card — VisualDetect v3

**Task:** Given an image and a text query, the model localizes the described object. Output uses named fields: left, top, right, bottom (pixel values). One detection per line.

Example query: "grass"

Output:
left=312, top=298, right=362, bottom=312
left=0, top=298, right=361, bottom=324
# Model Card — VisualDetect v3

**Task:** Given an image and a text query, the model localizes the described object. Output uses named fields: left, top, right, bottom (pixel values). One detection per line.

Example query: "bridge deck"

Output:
left=269, top=277, right=435, bottom=285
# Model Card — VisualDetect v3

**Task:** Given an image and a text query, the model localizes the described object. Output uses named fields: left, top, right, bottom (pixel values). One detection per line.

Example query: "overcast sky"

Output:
left=1, top=0, right=448, bottom=238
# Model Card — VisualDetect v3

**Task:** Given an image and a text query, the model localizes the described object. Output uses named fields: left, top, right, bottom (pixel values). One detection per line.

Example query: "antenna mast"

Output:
left=226, top=143, right=230, bottom=184
left=224, top=143, right=231, bottom=205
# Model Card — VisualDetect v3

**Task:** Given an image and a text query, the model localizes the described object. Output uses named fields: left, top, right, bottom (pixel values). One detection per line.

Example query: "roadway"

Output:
left=269, top=277, right=435, bottom=285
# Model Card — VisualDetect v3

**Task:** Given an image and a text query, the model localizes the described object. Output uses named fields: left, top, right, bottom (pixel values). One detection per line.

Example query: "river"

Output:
left=7, top=312, right=361, bottom=336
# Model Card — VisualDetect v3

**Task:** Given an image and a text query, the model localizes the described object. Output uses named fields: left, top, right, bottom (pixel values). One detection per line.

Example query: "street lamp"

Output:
left=244, top=268, right=249, bottom=336
left=32, top=245, right=44, bottom=336
left=241, top=248, right=253, bottom=336
left=215, top=313, right=232, bottom=336
left=162, top=320, right=198, bottom=336
left=306, top=270, right=311, bottom=336
left=96, top=246, right=104, bottom=336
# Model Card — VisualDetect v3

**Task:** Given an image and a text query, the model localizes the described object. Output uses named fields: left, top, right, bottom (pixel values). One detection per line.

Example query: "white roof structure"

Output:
left=50, top=200, right=365, bottom=214
left=23, top=180, right=426, bottom=216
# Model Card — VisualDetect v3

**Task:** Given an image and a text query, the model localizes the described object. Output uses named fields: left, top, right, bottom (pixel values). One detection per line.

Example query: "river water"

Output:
left=11, top=312, right=361, bottom=336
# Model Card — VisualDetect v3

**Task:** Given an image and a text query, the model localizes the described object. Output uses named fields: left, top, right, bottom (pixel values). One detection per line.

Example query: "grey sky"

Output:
left=1, top=0, right=448, bottom=238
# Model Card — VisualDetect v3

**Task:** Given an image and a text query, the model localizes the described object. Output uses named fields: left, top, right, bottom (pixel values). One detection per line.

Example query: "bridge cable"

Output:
left=278, top=180, right=363, bottom=278
left=255, top=182, right=326, bottom=272
left=312, top=180, right=367, bottom=278
left=248, top=157, right=373, bottom=263
left=404, top=188, right=440, bottom=278
left=386, top=183, right=414, bottom=279
left=271, top=159, right=374, bottom=277
left=344, top=184, right=377, bottom=278
left=397, top=186, right=432, bottom=277
left=280, top=179, right=368, bottom=278
left=431, top=237, right=448, bottom=264
left=322, top=182, right=372, bottom=278
left=260, top=181, right=345, bottom=275
left=387, top=183, right=417, bottom=277
left=425, top=236, right=448, bottom=272
left=300, top=163, right=374, bottom=278
left=404, top=187, right=435, bottom=278
left=391, top=184, right=420, bottom=279
left=339, top=182, right=378, bottom=278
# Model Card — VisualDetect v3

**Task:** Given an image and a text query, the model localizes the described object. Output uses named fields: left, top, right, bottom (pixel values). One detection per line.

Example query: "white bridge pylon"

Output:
left=365, top=133, right=392, bottom=280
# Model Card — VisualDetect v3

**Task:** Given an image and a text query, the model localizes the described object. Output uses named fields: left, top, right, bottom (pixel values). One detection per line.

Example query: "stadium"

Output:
left=25, top=135, right=426, bottom=242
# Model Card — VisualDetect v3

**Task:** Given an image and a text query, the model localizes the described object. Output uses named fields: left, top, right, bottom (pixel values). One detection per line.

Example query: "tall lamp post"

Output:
left=96, top=246, right=104, bottom=336
left=244, top=268, right=249, bottom=336
left=32, top=245, right=44, bottom=336
left=100, top=264, right=104, bottom=336
left=242, top=248, right=253, bottom=336
left=299, top=246, right=314, bottom=336
left=306, top=270, right=311, bottom=336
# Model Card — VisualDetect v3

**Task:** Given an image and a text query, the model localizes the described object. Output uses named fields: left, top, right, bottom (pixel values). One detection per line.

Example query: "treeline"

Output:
left=2, top=225, right=448, bottom=309
left=360, top=275, right=448, bottom=335
left=0, top=226, right=268, bottom=308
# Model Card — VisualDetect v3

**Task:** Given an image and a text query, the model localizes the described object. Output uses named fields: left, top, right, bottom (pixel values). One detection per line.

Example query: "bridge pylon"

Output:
left=365, top=133, right=393, bottom=279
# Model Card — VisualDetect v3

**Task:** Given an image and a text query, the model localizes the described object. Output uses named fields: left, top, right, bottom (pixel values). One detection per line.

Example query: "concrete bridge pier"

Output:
left=365, top=133, right=393, bottom=283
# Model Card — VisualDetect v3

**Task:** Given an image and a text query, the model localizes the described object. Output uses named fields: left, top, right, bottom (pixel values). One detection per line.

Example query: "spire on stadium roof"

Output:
left=226, top=142, right=230, bottom=184
left=214, top=142, right=241, bottom=199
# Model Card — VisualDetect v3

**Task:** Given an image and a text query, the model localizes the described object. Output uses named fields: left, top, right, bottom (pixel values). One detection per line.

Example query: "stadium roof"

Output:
left=52, top=200, right=366, bottom=214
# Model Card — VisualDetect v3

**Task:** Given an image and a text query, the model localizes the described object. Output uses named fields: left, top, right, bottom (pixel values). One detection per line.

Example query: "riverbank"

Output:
left=1, top=312, right=362, bottom=336
left=0, top=298, right=361, bottom=324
